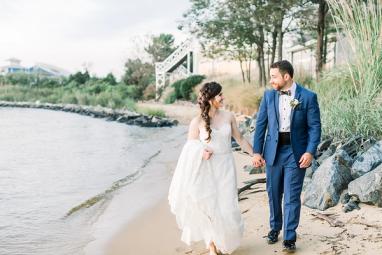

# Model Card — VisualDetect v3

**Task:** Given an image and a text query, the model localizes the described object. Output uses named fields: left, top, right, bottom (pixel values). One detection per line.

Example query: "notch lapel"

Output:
left=274, top=90, right=280, bottom=128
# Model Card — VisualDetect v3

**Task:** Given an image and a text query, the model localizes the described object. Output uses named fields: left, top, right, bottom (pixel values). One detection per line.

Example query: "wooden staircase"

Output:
left=155, top=38, right=199, bottom=98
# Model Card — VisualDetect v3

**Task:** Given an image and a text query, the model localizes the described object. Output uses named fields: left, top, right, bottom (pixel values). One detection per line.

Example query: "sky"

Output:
left=0, top=0, right=191, bottom=78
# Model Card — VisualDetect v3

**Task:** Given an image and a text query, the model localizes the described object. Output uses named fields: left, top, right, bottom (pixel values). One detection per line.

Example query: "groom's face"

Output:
left=269, top=68, right=290, bottom=91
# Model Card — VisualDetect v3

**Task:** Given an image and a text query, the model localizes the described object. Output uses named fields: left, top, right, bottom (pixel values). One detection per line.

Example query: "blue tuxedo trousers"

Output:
left=266, top=144, right=305, bottom=241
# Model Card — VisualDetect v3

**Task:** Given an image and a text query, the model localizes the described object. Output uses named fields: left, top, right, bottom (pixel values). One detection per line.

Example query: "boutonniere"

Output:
left=290, top=99, right=301, bottom=109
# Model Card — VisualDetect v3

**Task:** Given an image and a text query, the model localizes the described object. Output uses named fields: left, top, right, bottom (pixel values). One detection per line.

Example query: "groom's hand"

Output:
left=252, top=153, right=266, bottom=167
left=299, top=152, right=313, bottom=168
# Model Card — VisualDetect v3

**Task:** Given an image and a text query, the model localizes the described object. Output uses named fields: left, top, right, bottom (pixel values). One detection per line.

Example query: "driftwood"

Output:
left=238, top=177, right=266, bottom=195
left=346, top=217, right=382, bottom=229
left=311, top=212, right=345, bottom=227
left=248, top=189, right=266, bottom=194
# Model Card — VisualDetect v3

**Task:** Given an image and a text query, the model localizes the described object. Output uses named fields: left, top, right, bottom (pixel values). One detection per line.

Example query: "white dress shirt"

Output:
left=279, top=82, right=297, bottom=132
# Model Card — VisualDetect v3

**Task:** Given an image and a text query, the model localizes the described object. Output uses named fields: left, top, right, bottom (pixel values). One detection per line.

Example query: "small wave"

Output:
left=64, top=150, right=161, bottom=218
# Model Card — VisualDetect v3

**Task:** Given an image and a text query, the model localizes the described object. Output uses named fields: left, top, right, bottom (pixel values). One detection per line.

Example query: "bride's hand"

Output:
left=202, top=148, right=213, bottom=160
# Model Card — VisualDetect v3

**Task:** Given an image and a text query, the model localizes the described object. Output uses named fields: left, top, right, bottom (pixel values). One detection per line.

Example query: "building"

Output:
left=29, top=62, right=70, bottom=77
left=286, top=33, right=351, bottom=76
left=0, top=58, right=28, bottom=74
left=0, top=58, right=70, bottom=77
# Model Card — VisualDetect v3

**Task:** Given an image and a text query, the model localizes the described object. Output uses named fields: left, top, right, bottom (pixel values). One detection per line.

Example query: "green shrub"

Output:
left=164, top=92, right=177, bottom=104
left=137, top=107, right=166, bottom=117
left=171, top=75, right=205, bottom=101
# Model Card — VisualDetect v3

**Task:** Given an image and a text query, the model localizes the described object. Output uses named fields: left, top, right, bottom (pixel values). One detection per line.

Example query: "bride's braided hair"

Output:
left=198, top=81, right=222, bottom=143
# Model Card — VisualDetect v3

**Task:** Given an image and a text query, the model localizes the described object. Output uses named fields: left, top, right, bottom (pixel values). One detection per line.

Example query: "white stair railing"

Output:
left=155, top=38, right=198, bottom=98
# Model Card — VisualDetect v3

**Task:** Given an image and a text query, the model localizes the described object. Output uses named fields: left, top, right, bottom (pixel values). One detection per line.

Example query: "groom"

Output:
left=252, top=60, right=321, bottom=252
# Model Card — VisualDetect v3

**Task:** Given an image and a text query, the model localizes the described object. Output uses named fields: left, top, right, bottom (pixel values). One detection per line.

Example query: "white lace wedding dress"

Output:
left=168, top=123, right=244, bottom=254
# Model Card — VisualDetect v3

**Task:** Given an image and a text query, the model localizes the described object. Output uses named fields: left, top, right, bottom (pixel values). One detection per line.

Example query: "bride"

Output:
left=168, top=81, right=254, bottom=255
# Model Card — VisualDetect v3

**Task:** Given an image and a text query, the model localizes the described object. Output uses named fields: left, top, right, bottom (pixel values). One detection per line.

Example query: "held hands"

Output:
left=299, top=152, right=313, bottom=168
left=252, top=153, right=266, bottom=168
left=202, top=148, right=213, bottom=160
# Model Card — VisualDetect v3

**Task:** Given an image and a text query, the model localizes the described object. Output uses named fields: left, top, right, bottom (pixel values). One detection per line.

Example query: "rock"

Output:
left=340, top=190, right=351, bottom=204
left=303, top=149, right=353, bottom=210
left=302, top=176, right=312, bottom=192
left=343, top=195, right=361, bottom=213
left=237, top=115, right=254, bottom=142
left=317, top=138, right=333, bottom=153
left=351, top=140, right=382, bottom=179
left=133, top=116, right=151, bottom=127
left=348, top=164, right=382, bottom=207
left=250, top=113, right=257, bottom=131
left=238, top=116, right=252, bottom=134
left=231, top=138, right=240, bottom=148
left=316, top=144, right=336, bottom=165
left=340, top=136, right=365, bottom=159
left=306, top=159, right=320, bottom=178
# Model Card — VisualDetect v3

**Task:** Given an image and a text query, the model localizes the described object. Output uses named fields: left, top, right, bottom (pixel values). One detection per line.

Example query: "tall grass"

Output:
left=317, top=0, right=382, bottom=139
left=213, top=78, right=265, bottom=115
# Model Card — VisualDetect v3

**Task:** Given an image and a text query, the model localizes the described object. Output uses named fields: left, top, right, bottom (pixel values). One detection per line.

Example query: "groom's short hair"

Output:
left=270, top=60, right=294, bottom=78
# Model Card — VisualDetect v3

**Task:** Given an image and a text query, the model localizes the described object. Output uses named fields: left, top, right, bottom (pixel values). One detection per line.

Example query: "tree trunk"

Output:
left=323, top=28, right=328, bottom=64
left=249, top=44, right=254, bottom=83
left=259, top=26, right=266, bottom=86
left=248, top=58, right=252, bottom=83
left=267, top=47, right=270, bottom=80
left=239, top=59, right=245, bottom=83
left=262, top=54, right=266, bottom=86
left=257, top=55, right=262, bottom=87
left=316, top=0, right=327, bottom=80
left=277, top=10, right=285, bottom=61
left=323, top=7, right=330, bottom=65
left=271, top=27, right=278, bottom=64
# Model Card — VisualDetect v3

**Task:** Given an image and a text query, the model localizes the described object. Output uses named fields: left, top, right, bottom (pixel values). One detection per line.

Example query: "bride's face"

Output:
left=210, top=92, right=224, bottom=108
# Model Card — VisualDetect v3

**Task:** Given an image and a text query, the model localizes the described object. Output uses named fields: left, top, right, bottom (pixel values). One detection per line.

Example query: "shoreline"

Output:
left=137, top=101, right=200, bottom=125
left=0, top=100, right=177, bottom=127
left=103, top=151, right=382, bottom=255
left=99, top=102, right=382, bottom=255
left=83, top=123, right=188, bottom=255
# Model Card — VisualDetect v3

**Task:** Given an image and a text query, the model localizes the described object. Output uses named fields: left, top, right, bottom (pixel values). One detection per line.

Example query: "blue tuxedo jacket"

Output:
left=253, top=84, right=321, bottom=167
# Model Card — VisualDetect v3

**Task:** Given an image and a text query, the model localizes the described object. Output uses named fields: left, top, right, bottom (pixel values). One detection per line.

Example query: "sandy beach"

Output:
left=104, top=102, right=382, bottom=255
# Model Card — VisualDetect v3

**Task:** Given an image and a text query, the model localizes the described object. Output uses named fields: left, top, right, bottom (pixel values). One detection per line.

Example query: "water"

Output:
left=0, top=108, right=187, bottom=255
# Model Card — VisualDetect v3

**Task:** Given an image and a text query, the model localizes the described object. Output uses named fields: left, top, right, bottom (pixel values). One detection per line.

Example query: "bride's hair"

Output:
left=198, top=81, right=222, bottom=142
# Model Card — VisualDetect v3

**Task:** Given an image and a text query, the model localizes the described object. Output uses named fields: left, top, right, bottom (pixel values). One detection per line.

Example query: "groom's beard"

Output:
left=272, top=83, right=284, bottom=91
left=272, top=81, right=289, bottom=91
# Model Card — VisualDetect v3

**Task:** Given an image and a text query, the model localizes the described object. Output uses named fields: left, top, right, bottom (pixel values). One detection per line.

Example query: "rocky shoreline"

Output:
left=0, top=101, right=178, bottom=128
left=238, top=114, right=382, bottom=213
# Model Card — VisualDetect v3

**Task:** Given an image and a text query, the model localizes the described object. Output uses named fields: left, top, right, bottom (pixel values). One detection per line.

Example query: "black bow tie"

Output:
left=279, top=90, right=291, bottom=96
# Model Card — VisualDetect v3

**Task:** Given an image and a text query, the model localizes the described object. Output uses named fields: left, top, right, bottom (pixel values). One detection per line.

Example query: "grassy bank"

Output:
left=0, top=84, right=166, bottom=117
left=0, top=84, right=136, bottom=110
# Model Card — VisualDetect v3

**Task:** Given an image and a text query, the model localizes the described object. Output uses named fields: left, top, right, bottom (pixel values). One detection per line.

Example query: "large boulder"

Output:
left=351, top=140, right=382, bottom=179
left=303, top=149, right=353, bottom=210
left=348, top=164, right=382, bottom=207
left=305, top=144, right=336, bottom=179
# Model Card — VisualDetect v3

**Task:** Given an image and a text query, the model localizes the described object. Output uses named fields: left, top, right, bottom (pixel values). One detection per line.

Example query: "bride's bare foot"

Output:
left=209, top=242, right=218, bottom=255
